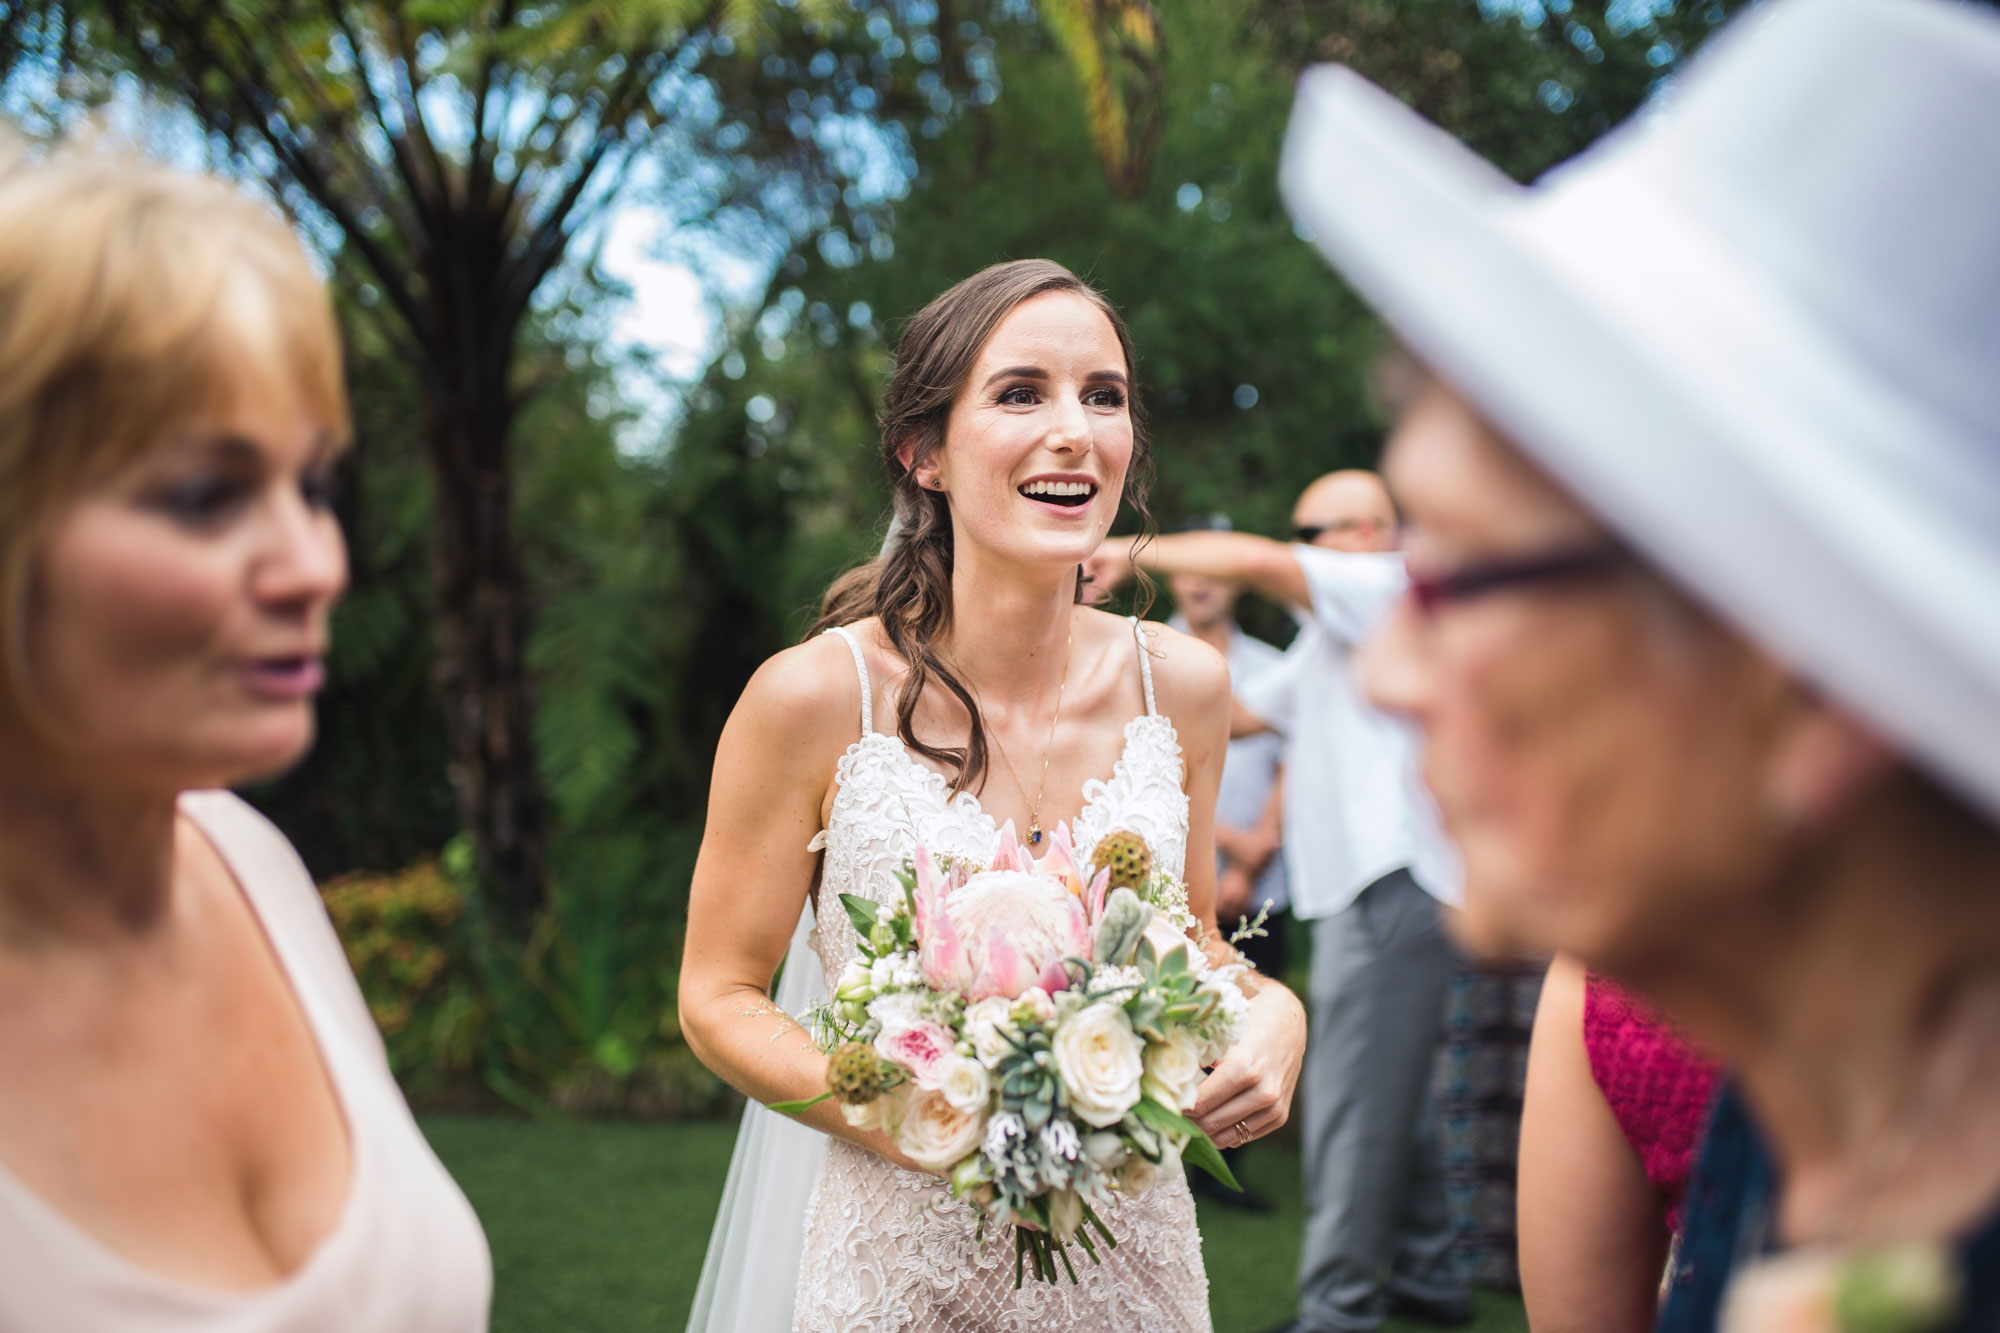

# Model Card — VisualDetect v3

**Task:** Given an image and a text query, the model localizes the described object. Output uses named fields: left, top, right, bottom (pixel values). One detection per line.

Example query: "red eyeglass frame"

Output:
left=1405, top=545, right=1625, bottom=616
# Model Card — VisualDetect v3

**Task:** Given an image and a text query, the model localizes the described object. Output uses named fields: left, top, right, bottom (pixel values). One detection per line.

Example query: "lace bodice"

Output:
left=793, top=618, right=1211, bottom=1333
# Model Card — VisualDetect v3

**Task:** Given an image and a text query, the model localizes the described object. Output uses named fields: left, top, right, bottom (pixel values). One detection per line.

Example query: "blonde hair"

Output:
left=0, top=144, right=348, bottom=721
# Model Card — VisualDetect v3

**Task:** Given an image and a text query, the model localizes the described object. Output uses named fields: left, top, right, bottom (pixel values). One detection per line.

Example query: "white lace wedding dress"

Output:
left=787, top=617, right=1213, bottom=1333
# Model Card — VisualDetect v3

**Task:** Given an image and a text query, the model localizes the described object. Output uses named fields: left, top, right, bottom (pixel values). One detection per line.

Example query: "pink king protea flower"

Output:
left=912, top=827, right=1103, bottom=1000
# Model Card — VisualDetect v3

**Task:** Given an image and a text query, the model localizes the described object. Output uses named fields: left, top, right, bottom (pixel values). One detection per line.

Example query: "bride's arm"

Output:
left=1146, top=625, right=1309, bottom=1148
left=678, top=638, right=929, bottom=1172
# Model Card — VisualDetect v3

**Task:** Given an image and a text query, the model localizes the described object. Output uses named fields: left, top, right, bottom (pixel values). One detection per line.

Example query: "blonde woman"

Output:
left=0, top=149, right=490, bottom=1328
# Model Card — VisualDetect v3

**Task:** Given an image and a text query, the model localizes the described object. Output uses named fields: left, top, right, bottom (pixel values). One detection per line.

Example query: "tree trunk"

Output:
left=425, top=375, right=546, bottom=923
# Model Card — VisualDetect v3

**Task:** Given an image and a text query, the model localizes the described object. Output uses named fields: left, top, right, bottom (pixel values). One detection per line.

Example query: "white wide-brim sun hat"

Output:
left=1280, top=0, right=2000, bottom=822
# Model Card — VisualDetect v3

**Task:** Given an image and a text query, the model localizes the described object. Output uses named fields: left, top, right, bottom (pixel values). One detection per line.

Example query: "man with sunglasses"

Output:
left=1092, top=470, right=1472, bottom=1332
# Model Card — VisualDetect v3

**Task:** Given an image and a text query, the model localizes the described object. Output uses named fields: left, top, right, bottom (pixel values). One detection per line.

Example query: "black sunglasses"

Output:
left=1293, top=516, right=1392, bottom=545
left=1406, top=545, right=1625, bottom=616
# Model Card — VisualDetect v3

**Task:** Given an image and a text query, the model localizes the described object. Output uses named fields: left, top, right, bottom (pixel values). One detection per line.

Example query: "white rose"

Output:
left=1142, top=1029, right=1205, bottom=1112
left=935, top=1055, right=992, bottom=1114
left=963, top=996, right=1018, bottom=1066
left=1052, top=1002, right=1145, bottom=1128
left=894, top=1087, right=987, bottom=1172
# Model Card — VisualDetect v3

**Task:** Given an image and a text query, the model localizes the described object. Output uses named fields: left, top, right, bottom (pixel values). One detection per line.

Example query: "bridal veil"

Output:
left=686, top=904, right=827, bottom=1331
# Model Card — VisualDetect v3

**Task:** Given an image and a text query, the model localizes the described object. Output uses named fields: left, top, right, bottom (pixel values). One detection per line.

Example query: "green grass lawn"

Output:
left=423, top=1114, right=1526, bottom=1332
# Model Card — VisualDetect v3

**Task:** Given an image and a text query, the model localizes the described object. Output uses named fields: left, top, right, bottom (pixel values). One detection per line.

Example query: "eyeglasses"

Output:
left=1293, top=517, right=1389, bottom=544
left=1406, top=544, right=1625, bottom=616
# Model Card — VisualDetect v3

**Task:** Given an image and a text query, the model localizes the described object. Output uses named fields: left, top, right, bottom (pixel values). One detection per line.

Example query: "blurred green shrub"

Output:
left=322, top=855, right=465, bottom=1042
left=320, top=833, right=737, bottom=1119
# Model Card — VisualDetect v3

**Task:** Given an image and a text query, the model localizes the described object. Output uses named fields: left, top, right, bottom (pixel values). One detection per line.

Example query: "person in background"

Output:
left=1282, top=0, right=2000, bottom=1326
left=1164, top=514, right=1292, bottom=972
left=1165, top=514, right=1292, bottom=1213
left=1092, top=472, right=1470, bottom=1332
left=0, top=148, right=490, bottom=1330
left=1519, top=956, right=1721, bottom=1333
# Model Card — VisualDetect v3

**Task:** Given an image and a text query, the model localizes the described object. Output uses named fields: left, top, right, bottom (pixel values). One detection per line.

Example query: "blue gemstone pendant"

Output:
left=1029, top=823, right=1043, bottom=846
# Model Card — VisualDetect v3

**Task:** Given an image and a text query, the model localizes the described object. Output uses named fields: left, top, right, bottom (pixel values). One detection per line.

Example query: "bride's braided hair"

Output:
left=814, top=259, right=1155, bottom=794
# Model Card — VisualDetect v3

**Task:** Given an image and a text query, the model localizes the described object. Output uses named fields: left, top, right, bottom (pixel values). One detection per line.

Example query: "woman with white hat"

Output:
left=1278, top=0, right=2000, bottom=1327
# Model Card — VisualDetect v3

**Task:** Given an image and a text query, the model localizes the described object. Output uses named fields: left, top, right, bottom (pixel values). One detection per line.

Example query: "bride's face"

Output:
left=918, top=290, right=1134, bottom=572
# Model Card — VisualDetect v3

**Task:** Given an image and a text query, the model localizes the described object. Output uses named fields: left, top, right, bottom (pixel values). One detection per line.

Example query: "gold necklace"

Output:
left=985, top=625, right=1074, bottom=847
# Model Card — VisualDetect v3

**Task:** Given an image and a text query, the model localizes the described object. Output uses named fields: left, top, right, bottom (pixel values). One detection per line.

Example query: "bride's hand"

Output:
left=1189, top=981, right=1307, bottom=1149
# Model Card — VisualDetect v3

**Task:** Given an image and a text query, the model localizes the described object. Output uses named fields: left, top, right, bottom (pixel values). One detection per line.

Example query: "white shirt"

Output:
left=1170, top=615, right=1291, bottom=913
left=1235, top=545, right=1462, bottom=917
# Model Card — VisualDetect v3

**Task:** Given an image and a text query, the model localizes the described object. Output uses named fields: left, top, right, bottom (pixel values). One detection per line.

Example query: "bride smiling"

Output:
left=679, top=259, right=1307, bottom=1332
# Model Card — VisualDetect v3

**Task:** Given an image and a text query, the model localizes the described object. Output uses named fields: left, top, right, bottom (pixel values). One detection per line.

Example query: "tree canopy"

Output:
left=6, top=0, right=1751, bottom=1109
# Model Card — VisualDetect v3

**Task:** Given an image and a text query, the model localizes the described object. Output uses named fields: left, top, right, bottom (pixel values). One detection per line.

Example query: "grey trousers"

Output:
left=1296, top=868, right=1465, bottom=1331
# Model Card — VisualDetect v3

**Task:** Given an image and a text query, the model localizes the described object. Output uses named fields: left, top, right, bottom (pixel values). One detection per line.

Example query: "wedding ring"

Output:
left=1233, top=1120, right=1252, bottom=1145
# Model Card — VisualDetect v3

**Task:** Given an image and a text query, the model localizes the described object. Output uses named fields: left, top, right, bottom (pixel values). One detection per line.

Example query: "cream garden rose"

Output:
left=962, top=996, right=1018, bottom=1066
left=1052, top=1002, right=1145, bottom=1128
left=935, top=1055, right=991, bottom=1114
left=894, top=1087, right=988, bottom=1172
left=1142, top=1028, right=1205, bottom=1111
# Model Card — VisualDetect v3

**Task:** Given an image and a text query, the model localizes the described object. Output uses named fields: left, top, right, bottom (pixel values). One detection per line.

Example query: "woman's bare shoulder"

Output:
left=1135, top=616, right=1231, bottom=716
left=730, top=630, right=869, bottom=750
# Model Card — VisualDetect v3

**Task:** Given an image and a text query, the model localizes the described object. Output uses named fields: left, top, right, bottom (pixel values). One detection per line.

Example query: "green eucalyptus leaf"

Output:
left=840, top=893, right=880, bottom=941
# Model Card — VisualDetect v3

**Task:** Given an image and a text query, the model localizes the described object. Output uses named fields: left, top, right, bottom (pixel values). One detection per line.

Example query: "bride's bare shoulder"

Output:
left=1129, top=615, right=1230, bottom=721
left=728, top=625, right=873, bottom=750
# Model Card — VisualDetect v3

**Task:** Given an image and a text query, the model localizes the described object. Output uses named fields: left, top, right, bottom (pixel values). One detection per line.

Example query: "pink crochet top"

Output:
left=1582, top=972, right=1723, bottom=1233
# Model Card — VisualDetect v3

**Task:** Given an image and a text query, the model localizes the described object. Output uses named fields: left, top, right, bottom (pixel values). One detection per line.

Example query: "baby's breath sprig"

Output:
left=1227, top=903, right=1271, bottom=947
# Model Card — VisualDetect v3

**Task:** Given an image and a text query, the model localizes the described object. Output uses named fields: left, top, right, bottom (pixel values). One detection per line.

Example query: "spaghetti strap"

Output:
left=1129, top=615, right=1158, bottom=717
left=822, top=626, right=875, bottom=735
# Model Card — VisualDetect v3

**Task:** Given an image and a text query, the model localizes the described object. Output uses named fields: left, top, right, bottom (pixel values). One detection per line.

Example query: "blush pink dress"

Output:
left=0, top=791, right=492, bottom=1332
left=1581, top=971, right=1723, bottom=1231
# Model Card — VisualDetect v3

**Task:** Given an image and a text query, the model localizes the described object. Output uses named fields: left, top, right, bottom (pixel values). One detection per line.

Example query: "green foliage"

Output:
left=322, top=854, right=468, bottom=1042
left=1260, top=0, right=1753, bottom=182
left=1129, top=1095, right=1239, bottom=1191
left=713, top=0, right=1388, bottom=579
left=243, top=288, right=458, bottom=874
left=318, top=834, right=733, bottom=1116
left=22, top=0, right=1759, bottom=1116
left=711, top=0, right=1751, bottom=626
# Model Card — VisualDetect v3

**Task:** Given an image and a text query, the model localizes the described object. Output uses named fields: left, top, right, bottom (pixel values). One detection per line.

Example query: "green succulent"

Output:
left=995, top=1029, right=1064, bottom=1130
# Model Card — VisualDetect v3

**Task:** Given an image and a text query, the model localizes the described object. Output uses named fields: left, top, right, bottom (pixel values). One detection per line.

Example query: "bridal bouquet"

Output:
left=773, top=824, right=1250, bottom=1285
